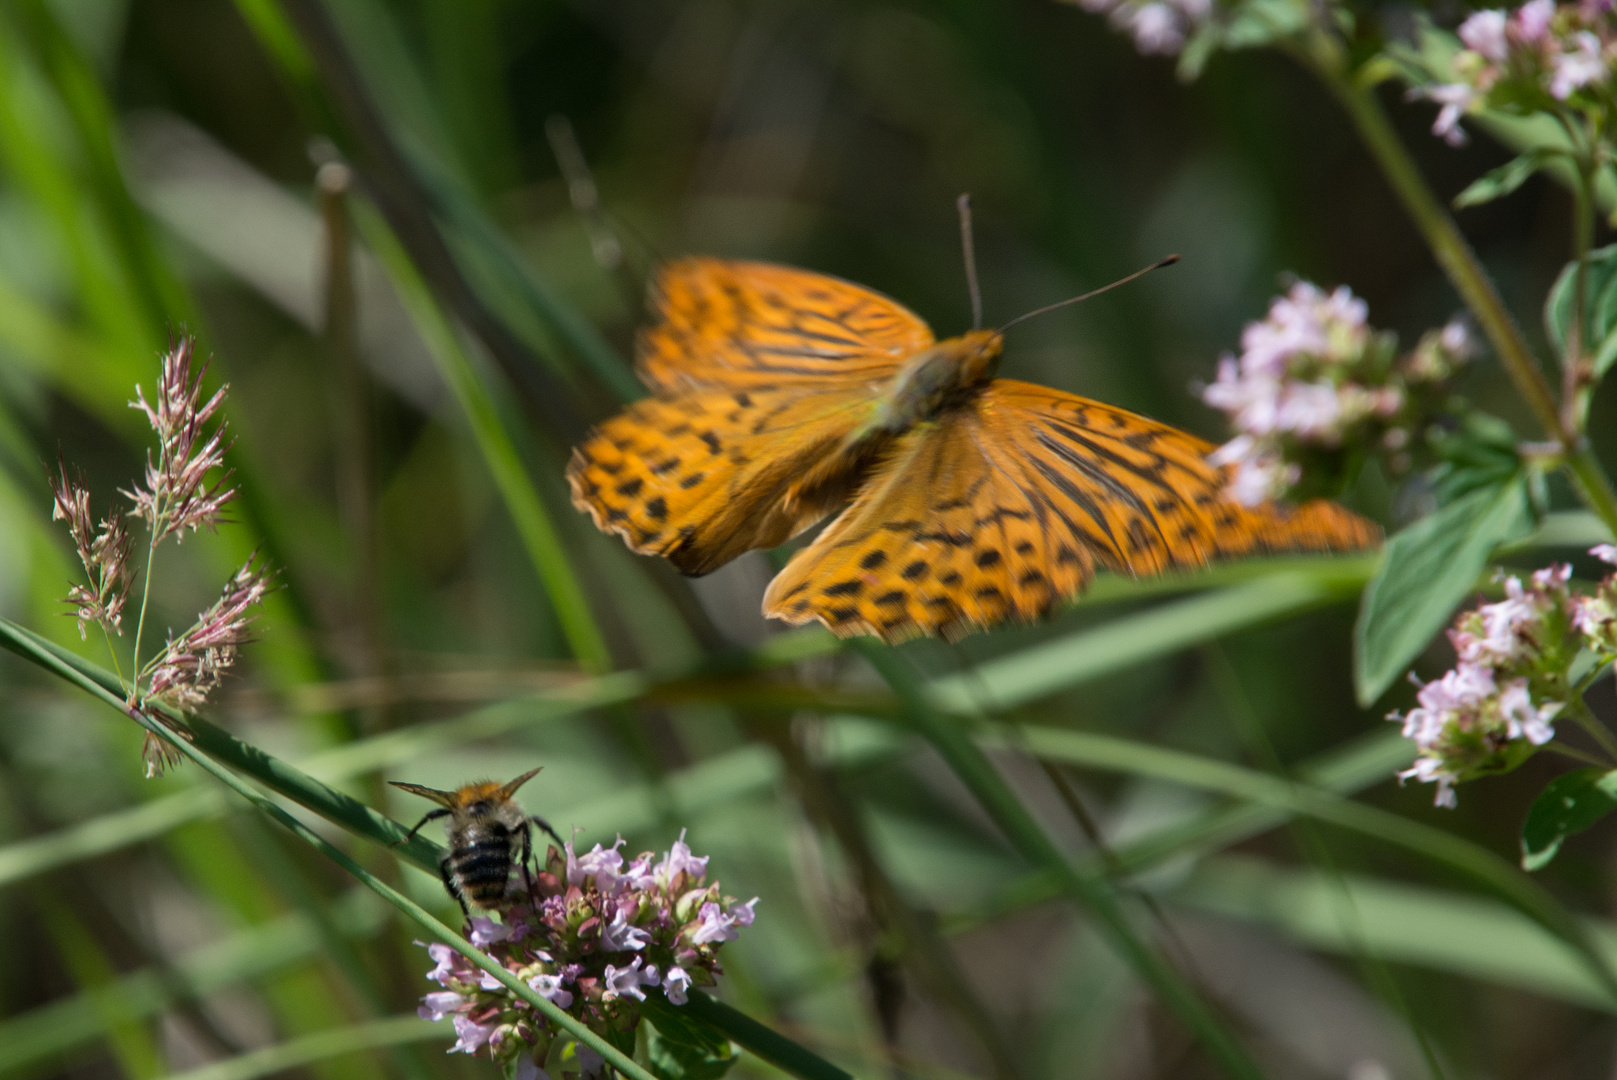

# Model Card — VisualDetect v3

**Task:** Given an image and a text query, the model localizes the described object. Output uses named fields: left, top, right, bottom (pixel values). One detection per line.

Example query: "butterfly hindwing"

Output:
left=567, top=385, right=877, bottom=576
left=637, top=259, right=934, bottom=394
left=762, top=379, right=1379, bottom=641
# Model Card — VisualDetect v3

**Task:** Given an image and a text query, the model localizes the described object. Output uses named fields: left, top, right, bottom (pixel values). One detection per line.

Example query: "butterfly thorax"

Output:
left=876, top=330, right=1003, bottom=432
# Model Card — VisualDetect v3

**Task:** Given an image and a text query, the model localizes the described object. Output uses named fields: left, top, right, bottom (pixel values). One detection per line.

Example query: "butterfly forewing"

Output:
left=762, top=379, right=1379, bottom=642
left=567, top=385, right=877, bottom=576
left=637, top=259, right=934, bottom=393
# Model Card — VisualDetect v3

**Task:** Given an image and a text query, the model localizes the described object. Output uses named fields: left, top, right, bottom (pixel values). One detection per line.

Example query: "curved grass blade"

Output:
left=855, top=641, right=1269, bottom=1080
left=994, top=723, right=1617, bottom=1005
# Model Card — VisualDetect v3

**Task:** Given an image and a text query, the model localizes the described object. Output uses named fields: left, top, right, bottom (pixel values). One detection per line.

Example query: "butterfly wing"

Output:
left=762, top=379, right=1379, bottom=641
left=568, top=384, right=878, bottom=576
left=637, top=258, right=934, bottom=394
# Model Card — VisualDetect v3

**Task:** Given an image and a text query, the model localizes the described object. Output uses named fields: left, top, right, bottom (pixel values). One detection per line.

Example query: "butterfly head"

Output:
left=884, top=328, right=1004, bottom=429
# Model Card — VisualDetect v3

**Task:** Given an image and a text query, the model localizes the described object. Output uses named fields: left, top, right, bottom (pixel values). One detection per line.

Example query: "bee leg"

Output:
left=395, top=807, right=450, bottom=846
left=439, top=854, right=470, bottom=918
left=516, top=821, right=536, bottom=901
left=528, top=814, right=563, bottom=848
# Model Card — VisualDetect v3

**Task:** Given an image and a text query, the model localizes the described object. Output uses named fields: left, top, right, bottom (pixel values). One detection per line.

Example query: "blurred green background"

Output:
left=1, top=1, right=1616, bottom=1079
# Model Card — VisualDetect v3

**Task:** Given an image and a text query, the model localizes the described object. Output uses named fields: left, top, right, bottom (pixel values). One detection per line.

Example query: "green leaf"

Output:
left=1355, top=475, right=1530, bottom=705
left=1546, top=243, right=1617, bottom=379
left=643, top=997, right=739, bottom=1080
left=1522, top=769, right=1617, bottom=871
left=1454, top=148, right=1561, bottom=209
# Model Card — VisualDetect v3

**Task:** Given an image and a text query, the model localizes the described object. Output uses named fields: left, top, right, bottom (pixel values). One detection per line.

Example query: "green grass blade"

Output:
left=0, top=891, right=389, bottom=1074
left=162, top=1017, right=446, bottom=1080
left=1177, top=855, right=1617, bottom=1010
left=856, top=642, right=1269, bottom=1080
left=351, top=198, right=612, bottom=673
left=930, top=569, right=1365, bottom=714
left=0, top=787, right=223, bottom=889
left=997, top=722, right=1617, bottom=1003
left=681, top=992, right=855, bottom=1080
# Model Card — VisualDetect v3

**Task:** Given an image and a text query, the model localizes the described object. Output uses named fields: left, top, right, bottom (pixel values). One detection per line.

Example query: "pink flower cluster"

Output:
left=1202, top=283, right=1472, bottom=505
left=125, top=338, right=236, bottom=543
left=418, top=832, right=757, bottom=1079
left=49, top=462, right=133, bottom=640
left=1074, top=0, right=1213, bottom=54
left=1421, top=0, right=1617, bottom=146
left=1391, top=552, right=1617, bottom=807
left=144, top=556, right=272, bottom=714
left=47, top=339, right=270, bottom=777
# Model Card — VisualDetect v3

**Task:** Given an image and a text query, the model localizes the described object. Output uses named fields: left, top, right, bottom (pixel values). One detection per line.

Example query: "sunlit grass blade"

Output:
left=1177, top=855, right=1617, bottom=1010
left=930, top=569, right=1366, bottom=714
left=994, top=722, right=1617, bottom=1002
left=945, top=728, right=1417, bottom=933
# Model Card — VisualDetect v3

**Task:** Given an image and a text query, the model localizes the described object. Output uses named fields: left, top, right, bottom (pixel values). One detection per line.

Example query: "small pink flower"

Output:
left=569, top=837, right=627, bottom=893
left=527, top=972, right=574, bottom=1008
left=662, top=966, right=693, bottom=1006
left=450, top=1015, right=499, bottom=1055
left=1422, top=84, right=1479, bottom=146
left=654, top=831, right=710, bottom=887
left=513, top=1057, right=550, bottom=1080
left=1460, top=9, right=1511, bottom=59
left=1127, top=3, right=1183, bottom=52
left=419, top=991, right=468, bottom=1021
left=602, top=958, right=658, bottom=1002
left=1591, top=544, right=1617, bottom=566
left=1551, top=30, right=1607, bottom=96
left=469, top=917, right=515, bottom=947
left=600, top=908, right=651, bottom=952
left=1515, top=0, right=1556, bottom=42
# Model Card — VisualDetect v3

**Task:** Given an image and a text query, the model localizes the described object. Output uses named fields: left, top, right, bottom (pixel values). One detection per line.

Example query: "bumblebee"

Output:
left=391, top=767, right=563, bottom=914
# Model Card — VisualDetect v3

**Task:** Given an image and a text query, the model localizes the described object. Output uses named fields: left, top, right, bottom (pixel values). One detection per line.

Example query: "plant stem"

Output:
left=1546, top=741, right=1611, bottom=767
left=128, top=537, right=158, bottom=701
left=1569, top=148, right=1597, bottom=432
left=1300, top=37, right=1617, bottom=540
left=1566, top=697, right=1617, bottom=763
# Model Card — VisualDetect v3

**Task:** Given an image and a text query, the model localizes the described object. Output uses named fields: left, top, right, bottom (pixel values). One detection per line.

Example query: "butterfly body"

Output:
left=568, top=258, right=1379, bottom=641
left=877, top=329, right=1002, bottom=431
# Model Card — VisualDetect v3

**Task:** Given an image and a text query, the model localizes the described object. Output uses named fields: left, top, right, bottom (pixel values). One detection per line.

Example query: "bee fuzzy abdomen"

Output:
left=446, top=823, right=516, bottom=908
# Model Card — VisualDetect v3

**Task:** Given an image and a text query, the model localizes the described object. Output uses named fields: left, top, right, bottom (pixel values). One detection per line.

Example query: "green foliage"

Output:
left=1547, top=244, right=1617, bottom=379
left=1454, top=148, right=1568, bottom=209
left=642, top=999, right=739, bottom=1080
left=1354, top=475, right=1531, bottom=705
left=1521, top=768, right=1617, bottom=871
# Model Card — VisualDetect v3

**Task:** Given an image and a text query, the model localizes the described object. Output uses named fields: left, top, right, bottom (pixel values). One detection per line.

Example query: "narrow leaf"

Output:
left=1355, top=475, right=1529, bottom=705
left=643, top=998, right=739, bottom=1080
left=1522, top=769, right=1617, bottom=871
left=1546, top=243, right=1617, bottom=377
left=1453, top=148, right=1558, bottom=209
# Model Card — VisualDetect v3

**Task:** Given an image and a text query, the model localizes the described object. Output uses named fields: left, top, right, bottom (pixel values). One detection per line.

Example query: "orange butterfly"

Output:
left=567, top=259, right=1379, bottom=642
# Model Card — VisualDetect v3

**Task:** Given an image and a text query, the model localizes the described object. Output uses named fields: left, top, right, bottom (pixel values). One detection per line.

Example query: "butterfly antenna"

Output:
left=996, top=254, right=1180, bottom=334
left=957, top=193, right=984, bottom=331
left=545, top=114, right=651, bottom=298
